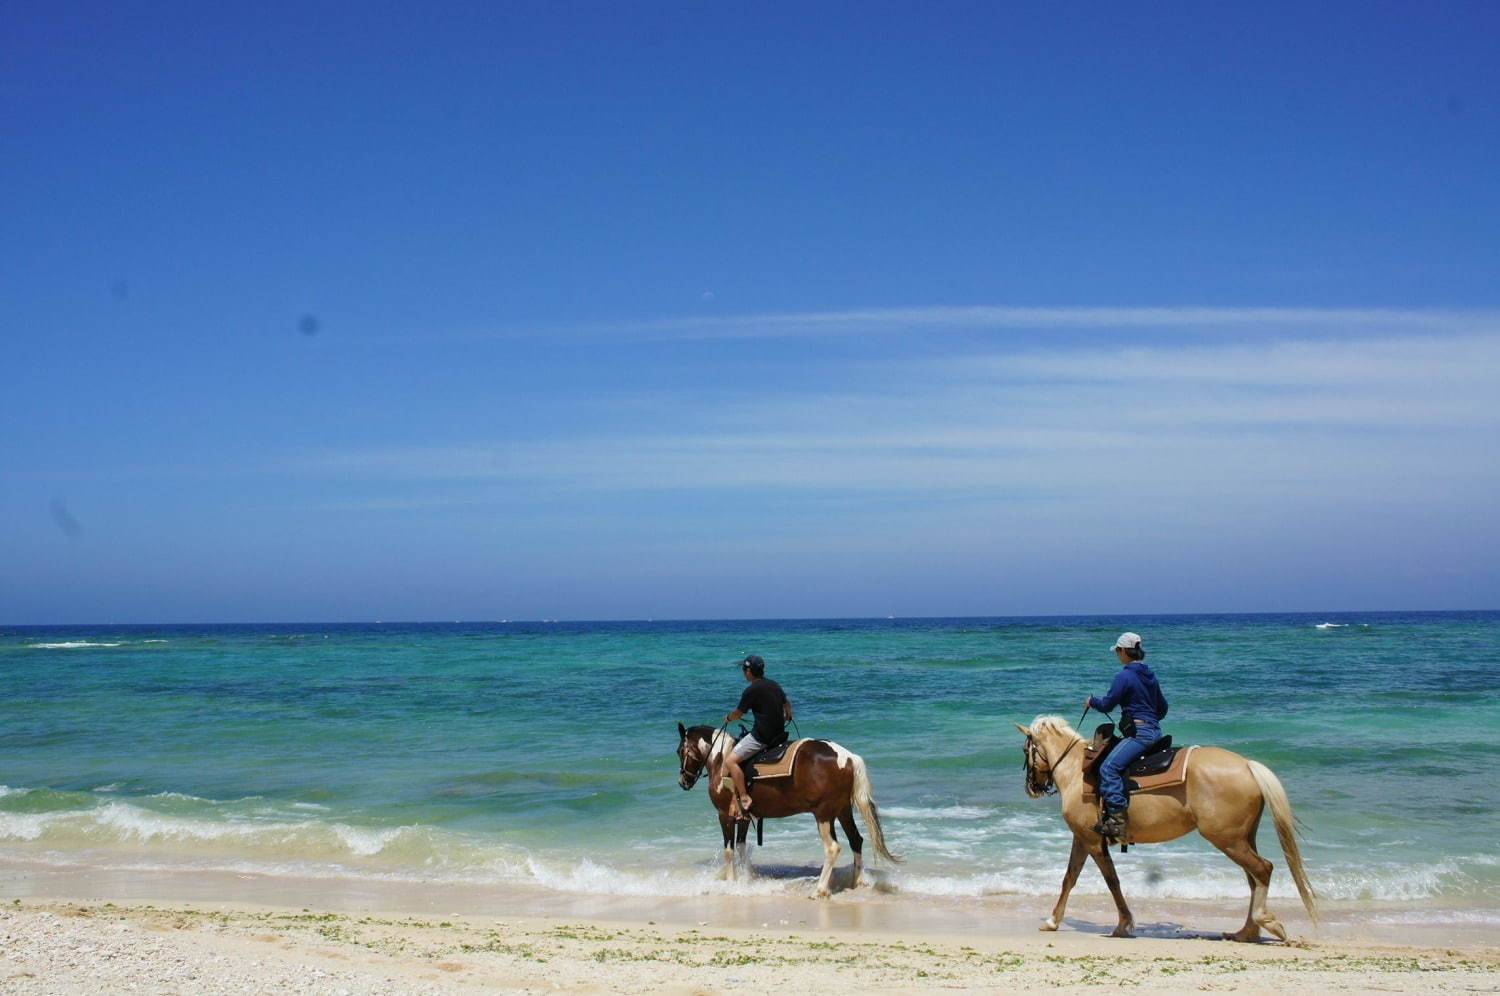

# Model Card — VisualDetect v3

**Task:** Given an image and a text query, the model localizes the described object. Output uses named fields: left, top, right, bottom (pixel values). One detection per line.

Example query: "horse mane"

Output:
left=685, top=724, right=734, bottom=760
left=1029, top=714, right=1084, bottom=743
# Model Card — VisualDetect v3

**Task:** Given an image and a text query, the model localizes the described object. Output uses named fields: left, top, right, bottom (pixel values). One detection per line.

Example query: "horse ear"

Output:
left=678, top=722, right=687, bottom=739
left=1012, top=722, right=1031, bottom=736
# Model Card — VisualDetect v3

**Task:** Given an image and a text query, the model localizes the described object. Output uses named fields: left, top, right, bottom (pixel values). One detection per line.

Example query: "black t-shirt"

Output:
left=736, top=677, right=788, bottom=746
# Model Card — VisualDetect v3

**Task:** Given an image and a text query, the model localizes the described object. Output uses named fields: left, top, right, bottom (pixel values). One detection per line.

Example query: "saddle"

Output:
left=743, top=737, right=807, bottom=783
left=1081, top=722, right=1192, bottom=805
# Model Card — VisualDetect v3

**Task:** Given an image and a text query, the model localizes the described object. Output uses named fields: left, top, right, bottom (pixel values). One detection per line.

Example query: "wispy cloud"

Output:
left=438, top=304, right=1500, bottom=344
left=287, top=326, right=1499, bottom=513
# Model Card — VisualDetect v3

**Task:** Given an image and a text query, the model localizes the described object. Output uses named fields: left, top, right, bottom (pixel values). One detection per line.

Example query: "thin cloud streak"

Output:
left=938, top=331, right=1500, bottom=388
left=610, top=305, right=1499, bottom=339
left=425, top=305, right=1500, bottom=345
left=369, top=306, right=1500, bottom=348
left=283, top=327, right=1498, bottom=509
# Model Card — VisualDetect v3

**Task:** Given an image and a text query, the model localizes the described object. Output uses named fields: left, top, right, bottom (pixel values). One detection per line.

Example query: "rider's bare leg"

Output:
left=725, top=756, right=753, bottom=816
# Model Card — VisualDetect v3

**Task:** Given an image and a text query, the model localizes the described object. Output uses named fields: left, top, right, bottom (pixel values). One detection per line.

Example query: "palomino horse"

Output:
left=1016, top=715, right=1317, bottom=942
left=676, top=723, right=898, bottom=897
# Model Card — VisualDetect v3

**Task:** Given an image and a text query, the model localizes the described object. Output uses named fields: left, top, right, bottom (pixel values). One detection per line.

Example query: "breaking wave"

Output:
left=1, top=787, right=1493, bottom=904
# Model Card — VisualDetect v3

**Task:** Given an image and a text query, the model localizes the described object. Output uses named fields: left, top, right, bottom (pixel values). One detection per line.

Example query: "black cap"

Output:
left=738, top=654, right=765, bottom=676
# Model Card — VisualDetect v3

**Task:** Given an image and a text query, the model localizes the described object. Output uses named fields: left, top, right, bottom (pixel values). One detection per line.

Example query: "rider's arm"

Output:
left=1089, top=671, right=1130, bottom=713
left=725, top=708, right=745, bottom=724
left=783, top=699, right=793, bottom=721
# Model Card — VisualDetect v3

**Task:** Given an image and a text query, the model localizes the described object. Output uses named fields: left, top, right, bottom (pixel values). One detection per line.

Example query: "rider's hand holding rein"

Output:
left=1086, top=643, right=1143, bottom=713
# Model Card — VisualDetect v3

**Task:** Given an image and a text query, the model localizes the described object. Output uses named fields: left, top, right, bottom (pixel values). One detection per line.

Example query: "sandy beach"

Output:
left=2, top=863, right=1496, bottom=994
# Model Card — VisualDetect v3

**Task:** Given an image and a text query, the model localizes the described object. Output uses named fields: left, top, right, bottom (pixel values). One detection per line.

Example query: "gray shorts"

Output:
left=730, top=732, right=769, bottom=761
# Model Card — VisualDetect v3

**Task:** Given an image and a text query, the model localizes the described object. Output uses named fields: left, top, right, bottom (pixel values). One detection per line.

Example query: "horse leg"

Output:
left=735, top=815, right=752, bottom=869
left=1089, top=840, right=1135, bottom=937
left=1042, top=835, right=1089, bottom=931
left=719, top=814, right=737, bottom=881
left=836, top=803, right=864, bottom=889
left=1214, top=835, right=1285, bottom=943
left=814, top=817, right=841, bottom=898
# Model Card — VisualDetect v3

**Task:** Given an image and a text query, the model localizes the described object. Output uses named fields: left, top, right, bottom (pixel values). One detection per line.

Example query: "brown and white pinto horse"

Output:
left=1017, top=715, right=1318, bottom=942
left=676, top=723, right=898, bottom=897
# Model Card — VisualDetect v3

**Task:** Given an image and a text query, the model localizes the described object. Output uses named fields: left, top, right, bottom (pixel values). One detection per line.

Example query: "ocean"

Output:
left=2, top=612, right=1497, bottom=926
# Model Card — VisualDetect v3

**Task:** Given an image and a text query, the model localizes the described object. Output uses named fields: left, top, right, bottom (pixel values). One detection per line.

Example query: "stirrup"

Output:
left=1093, top=808, right=1128, bottom=838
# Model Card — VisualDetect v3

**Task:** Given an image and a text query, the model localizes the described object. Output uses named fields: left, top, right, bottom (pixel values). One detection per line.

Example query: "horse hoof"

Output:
left=1257, top=918, right=1288, bottom=943
left=1039, top=919, right=1059, bottom=932
left=1228, top=930, right=1261, bottom=943
left=1109, top=925, right=1134, bottom=938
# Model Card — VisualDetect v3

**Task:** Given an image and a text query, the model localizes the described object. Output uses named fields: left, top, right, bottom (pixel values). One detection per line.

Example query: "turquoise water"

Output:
left=2, top=613, right=1497, bottom=915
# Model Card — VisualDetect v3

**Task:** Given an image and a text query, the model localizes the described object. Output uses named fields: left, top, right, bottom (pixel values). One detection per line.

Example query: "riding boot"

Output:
left=1092, top=806, right=1128, bottom=839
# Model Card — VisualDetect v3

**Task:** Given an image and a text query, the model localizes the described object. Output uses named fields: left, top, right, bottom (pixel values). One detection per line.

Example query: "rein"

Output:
left=680, top=723, right=729, bottom=790
left=1025, top=703, right=1093, bottom=795
left=1025, top=731, right=1083, bottom=796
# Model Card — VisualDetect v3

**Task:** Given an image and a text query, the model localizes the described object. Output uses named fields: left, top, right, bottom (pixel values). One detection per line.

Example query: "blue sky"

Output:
left=5, top=2, right=1498, bottom=623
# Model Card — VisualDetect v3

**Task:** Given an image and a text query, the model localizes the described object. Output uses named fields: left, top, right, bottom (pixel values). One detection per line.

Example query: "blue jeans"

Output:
left=1099, top=720, right=1161, bottom=811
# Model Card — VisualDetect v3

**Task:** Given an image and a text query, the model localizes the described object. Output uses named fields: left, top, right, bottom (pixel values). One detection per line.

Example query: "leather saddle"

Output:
left=1081, top=722, right=1186, bottom=803
left=740, top=732, right=802, bottom=782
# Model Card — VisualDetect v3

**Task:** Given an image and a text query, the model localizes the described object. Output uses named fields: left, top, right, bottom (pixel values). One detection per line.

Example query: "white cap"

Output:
left=1112, top=632, right=1142, bottom=651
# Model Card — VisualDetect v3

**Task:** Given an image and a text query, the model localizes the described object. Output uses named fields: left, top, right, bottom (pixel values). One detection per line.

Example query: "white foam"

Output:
left=1361, top=908, right=1500, bottom=926
left=0, top=799, right=419, bottom=863
left=0, top=813, right=49, bottom=841
left=27, top=641, right=122, bottom=649
left=147, top=791, right=229, bottom=804
left=885, top=870, right=1019, bottom=896
left=522, top=855, right=803, bottom=897
left=883, top=805, right=994, bottom=820
left=1, top=794, right=1492, bottom=906
left=1314, top=623, right=1346, bottom=629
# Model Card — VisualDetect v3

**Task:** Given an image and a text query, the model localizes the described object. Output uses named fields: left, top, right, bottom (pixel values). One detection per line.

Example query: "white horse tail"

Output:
left=849, top=750, right=900, bottom=864
left=1247, top=759, right=1319, bottom=924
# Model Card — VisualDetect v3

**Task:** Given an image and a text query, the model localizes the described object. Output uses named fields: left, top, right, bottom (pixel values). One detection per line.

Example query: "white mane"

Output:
left=1029, top=714, right=1084, bottom=742
left=702, top=728, right=736, bottom=762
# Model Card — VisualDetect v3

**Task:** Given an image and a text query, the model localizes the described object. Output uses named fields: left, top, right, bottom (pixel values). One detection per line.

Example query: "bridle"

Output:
left=1022, top=732, right=1080, bottom=797
left=678, top=738, right=708, bottom=790
left=677, top=725, right=728, bottom=791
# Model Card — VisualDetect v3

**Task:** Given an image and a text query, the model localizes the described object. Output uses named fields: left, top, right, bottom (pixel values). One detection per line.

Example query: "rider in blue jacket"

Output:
left=1084, top=632, right=1169, bottom=838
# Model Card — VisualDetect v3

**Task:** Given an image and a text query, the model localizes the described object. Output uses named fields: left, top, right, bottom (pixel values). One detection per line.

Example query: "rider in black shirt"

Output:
left=723, top=654, right=793, bottom=819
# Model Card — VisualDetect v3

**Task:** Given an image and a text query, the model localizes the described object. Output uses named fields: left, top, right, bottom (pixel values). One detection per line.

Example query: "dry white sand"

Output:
left=1, top=861, right=1495, bottom=994
left=4, top=898, right=1498, bottom=995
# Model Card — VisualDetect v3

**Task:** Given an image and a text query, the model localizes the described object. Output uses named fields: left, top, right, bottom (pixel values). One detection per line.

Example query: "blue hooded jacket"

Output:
left=1089, top=661, right=1169, bottom=724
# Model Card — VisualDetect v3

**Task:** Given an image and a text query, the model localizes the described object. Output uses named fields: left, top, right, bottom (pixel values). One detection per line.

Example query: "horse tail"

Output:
left=848, top=750, right=900, bottom=864
left=1247, top=759, right=1319, bottom=924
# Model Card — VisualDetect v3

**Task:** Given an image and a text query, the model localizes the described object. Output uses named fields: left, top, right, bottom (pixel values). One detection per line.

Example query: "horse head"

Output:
left=1015, top=716, right=1079, bottom=798
left=677, top=723, right=715, bottom=791
left=1014, top=722, right=1054, bottom=797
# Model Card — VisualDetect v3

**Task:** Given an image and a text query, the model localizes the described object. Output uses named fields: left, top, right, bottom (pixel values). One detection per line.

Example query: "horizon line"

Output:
left=6, top=607, right=1495, bottom=628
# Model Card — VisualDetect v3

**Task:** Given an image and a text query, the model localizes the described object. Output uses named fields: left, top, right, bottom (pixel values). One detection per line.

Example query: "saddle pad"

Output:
left=1126, top=736, right=1176, bottom=777
left=1082, top=746, right=1196, bottom=804
left=1127, top=745, right=1194, bottom=792
left=745, top=738, right=809, bottom=781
